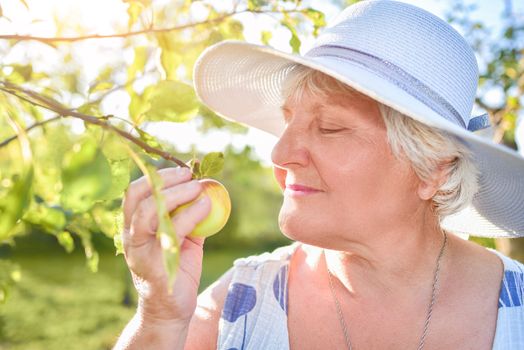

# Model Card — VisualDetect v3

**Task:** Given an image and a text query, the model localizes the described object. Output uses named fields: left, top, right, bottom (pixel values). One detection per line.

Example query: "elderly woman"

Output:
left=115, top=1, right=524, bottom=349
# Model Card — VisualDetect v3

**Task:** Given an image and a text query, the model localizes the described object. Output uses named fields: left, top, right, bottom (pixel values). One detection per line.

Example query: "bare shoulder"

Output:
left=446, top=234, right=505, bottom=293
left=448, top=234, right=502, bottom=269
left=184, top=268, right=233, bottom=350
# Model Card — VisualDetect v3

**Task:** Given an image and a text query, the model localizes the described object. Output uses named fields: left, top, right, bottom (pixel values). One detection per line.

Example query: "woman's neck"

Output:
left=319, top=214, right=448, bottom=299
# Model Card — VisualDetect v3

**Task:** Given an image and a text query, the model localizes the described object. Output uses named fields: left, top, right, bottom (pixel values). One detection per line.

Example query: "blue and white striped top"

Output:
left=217, top=242, right=524, bottom=350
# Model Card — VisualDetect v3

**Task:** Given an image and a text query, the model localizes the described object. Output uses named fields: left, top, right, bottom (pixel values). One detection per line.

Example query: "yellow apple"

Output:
left=171, top=179, right=231, bottom=238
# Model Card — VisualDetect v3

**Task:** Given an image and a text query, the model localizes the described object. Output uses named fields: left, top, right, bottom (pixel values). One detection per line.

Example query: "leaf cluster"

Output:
left=0, top=0, right=328, bottom=298
left=446, top=0, right=523, bottom=149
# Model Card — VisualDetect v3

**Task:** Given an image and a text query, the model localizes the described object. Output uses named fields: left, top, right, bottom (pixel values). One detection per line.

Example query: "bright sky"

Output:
left=1, top=0, right=523, bottom=164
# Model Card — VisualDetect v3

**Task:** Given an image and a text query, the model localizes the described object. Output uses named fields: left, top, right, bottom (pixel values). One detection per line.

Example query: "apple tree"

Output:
left=0, top=0, right=327, bottom=300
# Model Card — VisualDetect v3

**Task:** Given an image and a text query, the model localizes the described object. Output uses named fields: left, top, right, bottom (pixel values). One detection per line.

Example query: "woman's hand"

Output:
left=121, top=166, right=212, bottom=325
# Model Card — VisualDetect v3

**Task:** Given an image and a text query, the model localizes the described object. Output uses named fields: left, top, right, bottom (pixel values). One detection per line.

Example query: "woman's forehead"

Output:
left=281, top=91, right=378, bottom=117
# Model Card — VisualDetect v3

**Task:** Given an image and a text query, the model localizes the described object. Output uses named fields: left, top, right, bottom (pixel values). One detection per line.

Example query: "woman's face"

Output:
left=271, top=89, right=422, bottom=247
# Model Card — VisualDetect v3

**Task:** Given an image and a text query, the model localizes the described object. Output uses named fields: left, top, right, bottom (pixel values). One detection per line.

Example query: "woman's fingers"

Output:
left=119, top=166, right=212, bottom=323
left=171, top=195, right=211, bottom=240
left=123, top=167, right=192, bottom=230
left=127, top=180, right=204, bottom=248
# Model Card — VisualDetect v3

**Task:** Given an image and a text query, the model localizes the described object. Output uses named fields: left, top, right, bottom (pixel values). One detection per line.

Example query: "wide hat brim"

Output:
left=193, top=40, right=524, bottom=238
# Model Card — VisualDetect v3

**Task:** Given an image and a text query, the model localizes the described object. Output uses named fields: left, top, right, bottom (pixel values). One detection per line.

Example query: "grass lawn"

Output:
left=0, top=246, right=264, bottom=350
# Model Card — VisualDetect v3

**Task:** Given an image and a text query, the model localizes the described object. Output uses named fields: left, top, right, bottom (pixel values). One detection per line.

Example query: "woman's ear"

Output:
left=418, top=180, right=441, bottom=200
left=417, top=159, right=455, bottom=200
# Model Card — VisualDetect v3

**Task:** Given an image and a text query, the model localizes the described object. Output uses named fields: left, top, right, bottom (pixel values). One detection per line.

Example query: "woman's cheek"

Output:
left=272, top=166, right=286, bottom=191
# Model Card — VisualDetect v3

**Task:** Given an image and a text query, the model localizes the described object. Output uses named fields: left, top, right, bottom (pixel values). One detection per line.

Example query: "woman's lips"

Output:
left=285, top=184, right=322, bottom=195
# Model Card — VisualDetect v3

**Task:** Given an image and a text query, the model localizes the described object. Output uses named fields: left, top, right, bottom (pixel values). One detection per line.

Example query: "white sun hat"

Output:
left=192, top=0, right=524, bottom=238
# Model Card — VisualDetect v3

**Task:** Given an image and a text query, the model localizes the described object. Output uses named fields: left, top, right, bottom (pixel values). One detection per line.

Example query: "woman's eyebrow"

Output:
left=279, top=103, right=325, bottom=123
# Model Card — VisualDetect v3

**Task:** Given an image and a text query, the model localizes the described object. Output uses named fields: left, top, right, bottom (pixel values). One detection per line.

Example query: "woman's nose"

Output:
left=270, top=124, right=310, bottom=169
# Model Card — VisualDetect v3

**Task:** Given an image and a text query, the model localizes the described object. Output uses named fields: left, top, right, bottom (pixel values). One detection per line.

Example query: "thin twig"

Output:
left=0, top=81, right=189, bottom=168
left=0, top=8, right=302, bottom=44
left=0, top=115, right=62, bottom=148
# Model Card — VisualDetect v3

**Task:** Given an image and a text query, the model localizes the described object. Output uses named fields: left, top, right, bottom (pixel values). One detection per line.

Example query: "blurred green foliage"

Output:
left=444, top=0, right=524, bottom=260
left=0, top=243, right=265, bottom=349
left=0, top=0, right=321, bottom=301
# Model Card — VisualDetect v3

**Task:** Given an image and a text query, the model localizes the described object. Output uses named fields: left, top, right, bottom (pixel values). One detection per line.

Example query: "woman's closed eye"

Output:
left=319, top=127, right=346, bottom=134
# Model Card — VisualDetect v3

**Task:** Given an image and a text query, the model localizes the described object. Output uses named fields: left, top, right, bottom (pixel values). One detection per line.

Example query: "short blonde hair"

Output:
left=281, top=65, right=479, bottom=221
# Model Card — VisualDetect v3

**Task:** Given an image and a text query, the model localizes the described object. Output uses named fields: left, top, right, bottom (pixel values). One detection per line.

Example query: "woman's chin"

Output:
left=279, top=214, right=319, bottom=243
left=281, top=229, right=328, bottom=249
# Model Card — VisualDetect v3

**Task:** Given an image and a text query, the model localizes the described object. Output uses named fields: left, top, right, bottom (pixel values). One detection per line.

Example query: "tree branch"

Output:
left=0, top=8, right=302, bottom=44
left=0, top=81, right=189, bottom=168
left=0, top=115, right=62, bottom=148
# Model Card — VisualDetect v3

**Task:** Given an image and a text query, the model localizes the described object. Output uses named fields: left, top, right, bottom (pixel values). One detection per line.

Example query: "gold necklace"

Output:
left=325, top=232, right=448, bottom=350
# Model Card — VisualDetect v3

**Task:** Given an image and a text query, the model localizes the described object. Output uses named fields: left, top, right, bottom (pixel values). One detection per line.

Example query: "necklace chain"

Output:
left=325, top=232, right=448, bottom=350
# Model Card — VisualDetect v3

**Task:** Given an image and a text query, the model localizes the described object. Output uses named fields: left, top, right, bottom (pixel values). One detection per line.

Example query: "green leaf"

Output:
left=61, top=139, right=113, bottom=212
left=114, top=231, right=124, bottom=255
left=144, top=80, right=199, bottom=122
left=128, top=46, right=148, bottom=82
left=289, top=33, right=301, bottom=54
left=156, top=32, right=183, bottom=80
left=197, top=104, right=248, bottom=134
left=303, top=8, right=326, bottom=37
left=126, top=2, right=144, bottom=29
left=0, top=116, right=33, bottom=242
left=85, top=242, right=99, bottom=273
left=127, top=46, right=148, bottom=100
left=55, top=230, right=75, bottom=253
left=129, top=92, right=149, bottom=124
left=98, top=159, right=131, bottom=201
left=100, top=133, right=130, bottom=161
left=126, top=145, right=179, bottom=293
left=88, top=66, right=114, bottom=94
left=22, top=202, right=67, bottom=232
left=159, top=47, right=182, bottom=80
left=90, top=204, right=122, bottom=238
left=77, top=102, right=101, bottom=116
left=261, top=31, right=272, bottom=45
left=218, top=19, right=244, bottom=40
left=113, top=208, right=125, bottom=255
left=247, top=0, right=256, bottom=10
left=135, top=127, right=164, bottom=156
left=200, top=152, right=224, bottom=178
left=6, top=64, right=33, bottom=84
left=247, top=0, right=267, bottom=10
left=507, top=96, right=520, bottom=109
left=68, top=222, right=99, bottom=272
left=88, top=81, right=113, bottom=94
left=281, top=20, right=301, bottom=53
